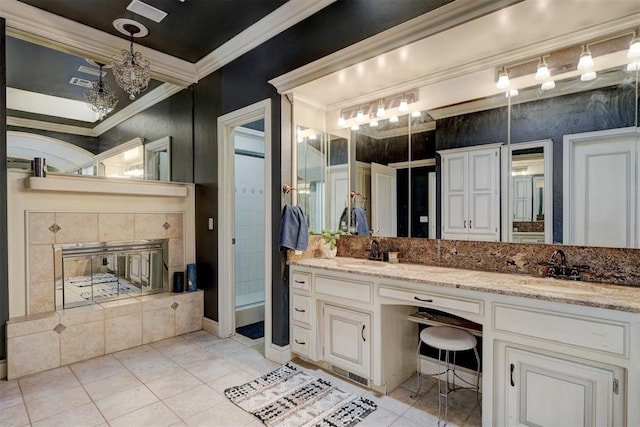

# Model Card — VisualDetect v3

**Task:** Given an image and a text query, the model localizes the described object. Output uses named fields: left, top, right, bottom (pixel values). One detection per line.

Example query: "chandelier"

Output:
left=112, top=24, right=150, bottom=100
left=84, top=63, right=118, bottom=121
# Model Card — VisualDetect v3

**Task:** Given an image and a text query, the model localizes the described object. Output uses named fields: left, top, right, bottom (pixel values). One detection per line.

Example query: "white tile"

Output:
left=186, top=358, right=236, bottom=383
left=70, top=354, right=128, bottom=385
left=204, top=339, right=245, bottom=357
left=31, top=402, right=105, bottom=427
left=0, top=380, right=23, bottom=411
left=94, top=384, right=158, bottom=420
left=128, top=358, right=185, bottom=384
left=83, top=371, right=142, bottom=402
left=163, top=384, right=225, bottom=420
left=19, top=366, right=79, bottom=401
left=358, top=407, right=401, bottom=426
left=206, top=371, right=255, bottom=395
left=362, top=390, right=414, bottom=417
left=24, top=385, right=91, bottom=422
left=0, top=403, right=30, bottom=427
left=183, top=399, right=256, bottom=427
left=108, top=401, right=180, bottom=427
left=146, top=370, right=203, bottom=400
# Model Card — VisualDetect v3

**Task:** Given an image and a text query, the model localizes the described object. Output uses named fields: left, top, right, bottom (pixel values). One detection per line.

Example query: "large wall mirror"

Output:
left=5, top=33, right=186, bottom=181
left=290, top=1, right=639, bottom=250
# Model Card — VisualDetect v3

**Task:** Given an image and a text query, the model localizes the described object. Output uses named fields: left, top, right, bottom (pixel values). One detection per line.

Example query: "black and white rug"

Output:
left=224, top=363, right=377, bottom=427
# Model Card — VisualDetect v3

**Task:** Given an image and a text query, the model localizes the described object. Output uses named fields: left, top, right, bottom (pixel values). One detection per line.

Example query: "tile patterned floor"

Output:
left=0, top=331, right=481, bottom=426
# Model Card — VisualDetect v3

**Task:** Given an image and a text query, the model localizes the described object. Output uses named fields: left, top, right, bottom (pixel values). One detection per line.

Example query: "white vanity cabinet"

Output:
left=290, top=271, right=317, bottom=360
left=440, top=145, right=501, bottom=241
left=322, top=304, right=371, bottom=379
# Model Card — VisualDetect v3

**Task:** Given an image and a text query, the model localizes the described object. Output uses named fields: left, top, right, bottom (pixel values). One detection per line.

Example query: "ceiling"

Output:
left=3, top=0, right=330, bottom=135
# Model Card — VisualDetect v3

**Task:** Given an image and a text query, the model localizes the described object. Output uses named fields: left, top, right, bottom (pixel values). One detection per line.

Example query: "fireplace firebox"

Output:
left=55, top=240, right=167, bottom=309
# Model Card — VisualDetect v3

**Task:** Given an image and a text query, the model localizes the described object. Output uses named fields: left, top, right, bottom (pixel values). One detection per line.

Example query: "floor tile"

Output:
left=0, top=380, right=23, bottom=411
left=185, top=358, right=235, bottom=383
left=362, top=390, right=413, bottom=417
left=358, top=406, right=401, bottom=426
left=204, top=339, right=246, bottom=357
left=31, top=402, right=105, bottom=427
left=19, top=367, right=80, bottom=401
left=163, top=384, right=225, bottom=420
left=182, top=330, right=223, bottom=346
left=94, top=384, right=158, bottom=420
left=128, top=358, right=185, bottom=383
left=83, top=371, right=142, bottom=401
left=182, top=399, right=256, bottom=427
left=146, top=370, right=203, bottom=400
left=70, top=354, right=127, bottom=385
left=0, top=402, right=30, bottom=427
left=108, top=401, right=180, bottom=427
left=206, top=371, right=255, bottom=394
left=23, top=385, right=91, bottom=422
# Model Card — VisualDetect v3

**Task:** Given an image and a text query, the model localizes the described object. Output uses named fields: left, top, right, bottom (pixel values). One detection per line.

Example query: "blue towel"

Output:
left=278, top=205, right=309, bottom=251
left=353, top=207, right=370, bottom=236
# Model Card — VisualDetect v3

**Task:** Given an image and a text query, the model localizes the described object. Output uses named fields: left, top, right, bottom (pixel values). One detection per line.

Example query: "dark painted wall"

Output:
left=98, top=88, right=194, bottom=183
left=1, top=18, right=8, bottom=360
left=193, top=0, right=454, bottom=346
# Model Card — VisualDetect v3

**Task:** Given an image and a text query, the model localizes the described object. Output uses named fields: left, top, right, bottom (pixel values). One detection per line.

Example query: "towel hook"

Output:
left=283, top=184, right=297, bottom=195
left=350, top=191, right=368, bottom=206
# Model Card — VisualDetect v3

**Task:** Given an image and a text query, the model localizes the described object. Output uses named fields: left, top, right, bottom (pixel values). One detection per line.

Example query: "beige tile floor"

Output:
left=0, top=330, right=481, bottom=427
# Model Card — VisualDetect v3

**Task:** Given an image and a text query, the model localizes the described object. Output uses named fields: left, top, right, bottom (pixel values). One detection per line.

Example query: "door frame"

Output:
left=217, top=99, right=272, bottom=353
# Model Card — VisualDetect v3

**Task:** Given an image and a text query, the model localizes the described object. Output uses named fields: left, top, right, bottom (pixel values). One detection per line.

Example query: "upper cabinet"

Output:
left=440, top=145, right=501, bottom=241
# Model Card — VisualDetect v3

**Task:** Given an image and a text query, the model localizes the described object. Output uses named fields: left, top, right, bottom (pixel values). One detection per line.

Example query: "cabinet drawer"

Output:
left=494, top=304, right=628, bottom=356
left=316, top=275, right=372, bottom=304
left=379, top=286, right=482, bottom=315
left=292, top=326, right=311, bottom=357
left=292, top=293, right=311, bottom=325
left=291, top=271, right=311, bottom=291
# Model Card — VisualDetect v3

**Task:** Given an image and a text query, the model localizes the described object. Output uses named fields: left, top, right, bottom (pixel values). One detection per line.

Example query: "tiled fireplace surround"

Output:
left=7, top=212, right=203, bottom=379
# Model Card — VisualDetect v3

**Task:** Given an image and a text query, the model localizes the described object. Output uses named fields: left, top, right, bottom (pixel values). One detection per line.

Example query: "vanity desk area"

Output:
left=289, top=256, right=640, bottom=426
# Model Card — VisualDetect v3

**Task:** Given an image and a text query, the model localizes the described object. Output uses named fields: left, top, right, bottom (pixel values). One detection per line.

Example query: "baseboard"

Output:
left=235, top=303, right=264, bottom=328
left=0, top=359, right=6, bottom=380
left=265, top=343, right=292, bottom=365
left=419, top=355, right=482, bottom=393
left=202, top=317, right=219, bottom=337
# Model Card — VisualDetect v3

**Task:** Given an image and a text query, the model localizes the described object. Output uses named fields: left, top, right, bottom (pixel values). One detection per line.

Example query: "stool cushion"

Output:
left=420, top=326, right=476, bottom=351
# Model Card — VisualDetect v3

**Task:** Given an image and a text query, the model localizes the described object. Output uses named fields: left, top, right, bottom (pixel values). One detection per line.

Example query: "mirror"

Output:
left=308, top=28, right=638, bottom=248
left=6, top=34, right=182, bottom=181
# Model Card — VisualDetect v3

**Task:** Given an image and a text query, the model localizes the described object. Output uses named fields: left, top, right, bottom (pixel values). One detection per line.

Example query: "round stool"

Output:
left=413, top=326, right=480, bottom=426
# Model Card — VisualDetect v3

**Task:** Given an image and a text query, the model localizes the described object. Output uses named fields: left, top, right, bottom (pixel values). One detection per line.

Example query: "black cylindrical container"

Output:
left=173, top=271, right=184, bottom=293
left=33, top=157, right=47, bottom=177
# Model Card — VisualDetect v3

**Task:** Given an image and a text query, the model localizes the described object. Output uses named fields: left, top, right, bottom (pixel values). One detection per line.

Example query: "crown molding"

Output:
left=195, top=0, right=337, bottom=79
left=0, top=0, right=197, bottom=85
left=268, top=0, right=521, bottom=94
left=93, top=83, right=184, bottom=135
left=7, top=116, right=97, bottom=137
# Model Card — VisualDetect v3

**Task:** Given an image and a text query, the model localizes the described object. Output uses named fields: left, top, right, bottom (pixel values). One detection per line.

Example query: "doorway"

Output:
left=217, top=100, right=272, bottom=357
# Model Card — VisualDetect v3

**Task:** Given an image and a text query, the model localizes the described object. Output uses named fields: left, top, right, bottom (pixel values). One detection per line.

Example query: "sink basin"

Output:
left=340, top=262, right=390, bottom=270
left=521, top=283, right=597, bottom=295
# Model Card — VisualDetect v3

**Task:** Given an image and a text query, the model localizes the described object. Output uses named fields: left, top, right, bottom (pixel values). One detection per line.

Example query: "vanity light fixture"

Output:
left=337, top=114, right=346, bottom=127
left=577, top=45, right=594, bottom=71
left=399, top=97, right=409, bottom=112
left=535, top=57, right=550, bottom=81
left=369, top=120, right=379, bottom=127
left=628, top=62, right=640, bottom=72
left=309, top=133, right=317, bottom=140
left=350, top=124, right=360, bottom=131
left=376, top=100, right=386, bottom=117
left=496, top=67, right=510, bottom=89
left=628, top=32, right=640, bottom=59
left=411, top=111, right=421, bottom=118
left=389, top=116, right=399, bottom=123
left=580, top=71, right=597, bottom=81
left=541, top=80, right=556, bottom=90
left=356, top=108, right=365, bottom=122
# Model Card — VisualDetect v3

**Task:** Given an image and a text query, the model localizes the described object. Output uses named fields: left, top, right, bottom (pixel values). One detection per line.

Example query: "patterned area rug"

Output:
left=224, top=363, right=377, bottom=427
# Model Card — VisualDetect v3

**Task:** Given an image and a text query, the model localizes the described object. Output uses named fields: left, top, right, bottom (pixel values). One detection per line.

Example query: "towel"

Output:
left=353, top=207, right=370, bottom=236
left=278, top=205, right=309, bottom=252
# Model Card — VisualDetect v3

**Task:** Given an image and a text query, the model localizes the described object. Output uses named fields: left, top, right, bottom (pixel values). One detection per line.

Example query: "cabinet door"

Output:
left=441, top=152, right=468, bottom=236
left=322, top=305, right=371, bottom=378
left=468, top=147, right=500, bottom=240
left=506, top=347, right=622, bottom=427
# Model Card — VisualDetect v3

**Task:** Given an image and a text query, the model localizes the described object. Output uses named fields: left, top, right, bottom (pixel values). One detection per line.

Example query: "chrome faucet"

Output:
left=549, top=249, right=567, bottom=277
left=368, top=239, right=383, bottom=261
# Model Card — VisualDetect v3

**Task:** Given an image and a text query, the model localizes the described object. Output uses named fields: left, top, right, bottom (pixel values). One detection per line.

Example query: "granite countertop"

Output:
left=290, top=257, right=640, bottom=313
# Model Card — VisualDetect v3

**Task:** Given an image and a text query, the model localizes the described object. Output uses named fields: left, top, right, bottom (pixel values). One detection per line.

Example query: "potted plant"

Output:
left=321, top=230, right=342, bottom=258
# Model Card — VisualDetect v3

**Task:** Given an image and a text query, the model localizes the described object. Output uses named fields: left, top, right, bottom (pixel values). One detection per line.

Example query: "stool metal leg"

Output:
left=473, top=345, right=481, bottom=402
left=413, top=338, right=423, bottom=399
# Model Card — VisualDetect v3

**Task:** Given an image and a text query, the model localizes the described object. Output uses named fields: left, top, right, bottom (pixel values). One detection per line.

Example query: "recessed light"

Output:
left=126, top=0, right=168, bottom=23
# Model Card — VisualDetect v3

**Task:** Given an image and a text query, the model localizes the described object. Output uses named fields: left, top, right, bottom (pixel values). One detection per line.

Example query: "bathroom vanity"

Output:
left=289, top=257, right=640, bottom=426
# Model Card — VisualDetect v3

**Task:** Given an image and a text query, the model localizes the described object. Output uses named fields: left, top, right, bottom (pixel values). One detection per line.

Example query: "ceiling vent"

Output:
left=77, top=65, right=105, bottom=78
left=126, top=0, right=168, bottom=23
left=69, top=77, right=93, bottom=89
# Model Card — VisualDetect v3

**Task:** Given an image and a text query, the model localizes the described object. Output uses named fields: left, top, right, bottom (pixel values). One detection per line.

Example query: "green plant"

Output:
left=321, top=230, right=343, bottom=250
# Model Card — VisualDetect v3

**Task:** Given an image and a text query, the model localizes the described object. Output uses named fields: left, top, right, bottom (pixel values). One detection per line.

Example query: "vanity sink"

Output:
left=520, top=282, right=598, bottom=295
left=340, top=262, right=390, bottom=270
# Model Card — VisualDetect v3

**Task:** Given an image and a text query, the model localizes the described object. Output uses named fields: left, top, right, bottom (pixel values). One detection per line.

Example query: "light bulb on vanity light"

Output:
left=505, top=89, right=518, bottom=98
left=369, top=120, right=379, bottom=127
left=376, top=100, right=386, bottom=117
left=628, top=62, right=640, bottom=72
left=496, top=68, right=510, bottom=89
left=628, top=34, right=640, bottom=59
left=389, top=116, right=399, bottom=123
left=351, top=124, right=360, bottom=131
left=337, top=114, right=346, bottom=127
left=541, top=80, right=555, bottom=90
left=581, top=71, right=597, bottom=81
left=535, top=57, right=550, bottom=81
left=356, top=108, right=365, bottom=122
left=577, top=45, right=594, bottom=71
left=399, top=97, right=409, bottom=112
left=411, top=111, right=421, bottom=118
